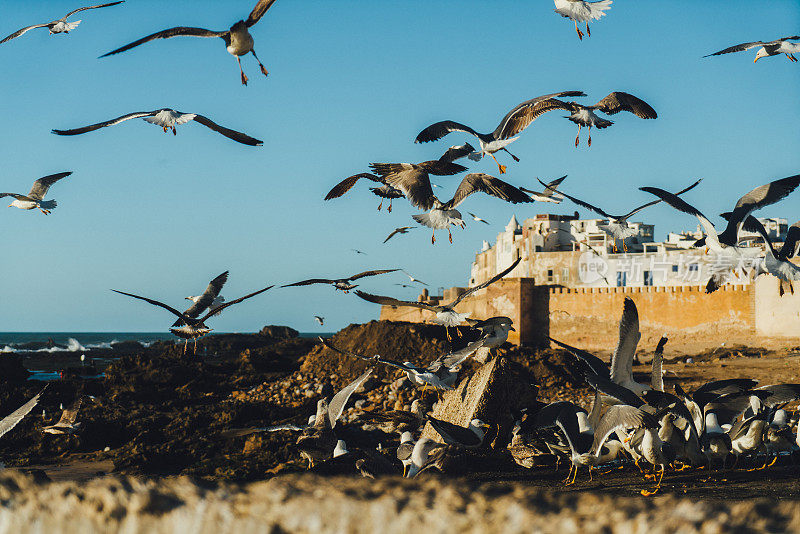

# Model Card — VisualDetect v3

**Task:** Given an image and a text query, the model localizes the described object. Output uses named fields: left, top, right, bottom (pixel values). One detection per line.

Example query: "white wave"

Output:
left=1, top=345, right=16, bottom=353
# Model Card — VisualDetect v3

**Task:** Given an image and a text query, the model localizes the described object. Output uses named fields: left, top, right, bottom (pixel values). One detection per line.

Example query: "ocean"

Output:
left=0, top=331, right=332, bottom=354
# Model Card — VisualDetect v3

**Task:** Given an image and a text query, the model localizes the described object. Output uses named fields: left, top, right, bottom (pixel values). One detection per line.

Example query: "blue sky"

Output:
left=0, top=0, right=798, bottom=333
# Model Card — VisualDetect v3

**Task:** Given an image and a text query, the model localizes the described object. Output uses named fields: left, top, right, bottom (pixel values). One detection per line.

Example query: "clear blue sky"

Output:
left=1, top=0, right=798, bottom=333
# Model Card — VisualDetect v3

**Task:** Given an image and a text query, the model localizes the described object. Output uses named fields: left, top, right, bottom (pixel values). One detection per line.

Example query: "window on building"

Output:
left=616, top=271, right=627, bottom=287
left=671, top=265, right=678, bottom=273
left=535, top=245, right=542, bottom=252
left=547, top=269, right=554, bottom=283
left=688, top=264, right=699, bottom=272
left=562, top=268, right=569, bottom=282
left=643, top=271, right=653, bottom=286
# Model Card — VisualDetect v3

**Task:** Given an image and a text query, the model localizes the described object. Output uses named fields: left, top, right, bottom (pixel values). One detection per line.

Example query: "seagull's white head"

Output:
left=754, top=47, right=769, bottom=62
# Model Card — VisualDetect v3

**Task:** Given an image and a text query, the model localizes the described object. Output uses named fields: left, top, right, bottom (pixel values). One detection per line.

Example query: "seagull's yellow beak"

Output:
left=753, top=56, right=760, bottom=63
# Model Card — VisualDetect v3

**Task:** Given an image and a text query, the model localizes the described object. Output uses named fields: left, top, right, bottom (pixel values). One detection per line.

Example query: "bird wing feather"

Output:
left=199, top=285, right=273, bottom=322
left=415, top=121, right=480, bottom=143
left=324, top=173, right=382, bottom=201
left=192, top=114, right=263, bottom=146
left=593, top=92, right=657, bottom=119
left=0, top=24, right=52, bottom=44
left=353, top=290, right=435, bottom=311
left=610, top=297, right=640, bottom=386
left=0, top=388, right=46, bottom=439
left=494, top=94, right=582, bottom=139
left=64, top=1, right=124, bottom=18
left=246, top=0, right=279, bottom=26
left=52, top=111, right=159, bottom=135
left=348, top=269, right=399, bottom=281
left=26, top=172, right=72, bottom=200
left=100, top=27, right=227, bottom=57
left=446, top=173, right=532, bottom=210
left=327, top=368, right=373, bottom=428
left=449, top=257, right=521, bottom=307
left=173, top=271, right=229, bottom=326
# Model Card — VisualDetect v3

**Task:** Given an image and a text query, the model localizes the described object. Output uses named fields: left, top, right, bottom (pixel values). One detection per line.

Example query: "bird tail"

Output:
left=64, top=20, right=81, bottom=31
left=588, top=1, right=613, bottom=19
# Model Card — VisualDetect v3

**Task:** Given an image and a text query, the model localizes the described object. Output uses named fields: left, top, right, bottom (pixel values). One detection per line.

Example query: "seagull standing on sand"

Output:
left=100, top=0, right=278, bottom=85
left=553, top=0, right=612, bottom=40
left=704, top=36, right=800, bottom=63
left=0, top=2, right=124, bottom=44
left=414, top=91, right=586, bottom=174
left=544, top=178, right=701, bottom=251
left=282, top=269, right=398, bottom=292
left=354, top=258, right=521, bottom=331
left=2, top=172, right=72, bottom=215
left=172, top=271, right=228, bottom=327
left=52, top=109, right=262, bottom=146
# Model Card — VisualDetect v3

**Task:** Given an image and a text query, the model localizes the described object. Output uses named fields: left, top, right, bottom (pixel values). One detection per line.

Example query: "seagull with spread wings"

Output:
left=737, top=216, right=800, bottom=296
left=704, top=36, right=800, bottom=63
left=100, top=0, right=278, bottom=85
left=52, top=109, right=262, bottom=146
left=43, top=395, right=91, bottom=435
left=540, top=178, right=701, bottom=251
left=354, top=258, right=521, bottom=330
left=282, top=269, right=398, bottom=292
left=414, top=91, right=586, bottom=174
left=553, top=0, right=612, bottom=40
left=172, top=271, right=228, bottom=327
left=384, top=226, right=414, bottom=243
left=112, top=283, right=273, bottom=353
left=1, top=2, right=124, bottom=44
left=387, top=171, right=531, bottom=244
left=2, top=172, right=72, bottom=215
left=324, top=173, right=403, bottom=212
left=533, top=91, right=657, bottom=147
left=520, top=175, right=567, bottom=203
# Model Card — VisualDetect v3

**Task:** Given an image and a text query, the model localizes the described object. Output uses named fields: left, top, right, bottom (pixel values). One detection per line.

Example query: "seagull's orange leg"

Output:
left=237, top=56, right=248, bottom=85
left=586, top=23, right=591, bottom=37
left=387, top=199, right=393, bottom=213
left=172, top=127, right=177, bottom=136
left=587, top=125, right=592, bottom=147
left=431, top=231, right=436, bottom=245
left=377, top=200, right=383, bottom=211
left=575, top=124, right=581, bottom=147
left=448, top=228, right=453, bottom=244
left=623, top=240, right=628, bottom=252
left=574, top=21, right=584, bottom=40
left=251, top=49, right=269, bottom=77
left=489, top=152, right=507, bottom=174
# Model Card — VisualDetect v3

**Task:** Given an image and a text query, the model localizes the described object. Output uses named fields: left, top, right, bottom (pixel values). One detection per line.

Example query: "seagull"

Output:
left=0, top=388, right=46, bottom=440
left=384, top=227, right=414, bottom=243
left=324, top=173, right=403, bottom=212
left=609, top=297, right=649, bottom=397
left=111, top=284, right=273, bottom=353
left=0, top=2, right=124, bottom=44
left=545, top=178, right=701, bottom=251
left=314, top=315, right=325, bottom=326
left=520, top=175, right=566, bottom=203
left=405, top=437, right=446, bottom=478
left=354, top=258, right=521, bottom=329
left=43, top=396, right=89, bottom=435
left=1, top=172, right=72, bottom=215
left=426, top=416, right=490, bottom=449
left=641, top=174, right=800, bottom=261
left=553, top=0, right=612, bottom=40
left=282, top=269, right=398, bottom=292
left=468, top=212, right=490, bottom=225
left=359, top=400, right=427, bottom=434
left=738, top=216, right=800, bottom=295
left=172, top=271, right=228, bottom=327
left=704, top=36, right=800, bottom=63
left=100, top=0, right=277, bottom=85
left=52, top=109, right=262, bottom=146
left=414, top=91, right=586, bottom=174
left=535, top=92, right=657, bottom=147
left=351, top=249, right=367, bottom=255
left=401, top=173, right=532, bottom=244
left=400, top=270, right=427, bottom=286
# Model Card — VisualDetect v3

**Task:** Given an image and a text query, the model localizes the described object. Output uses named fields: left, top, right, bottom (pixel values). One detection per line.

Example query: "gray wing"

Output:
left=639, top=186, right=718, bottom=242
left=547, top=336, right=610, bottom=379
left=0, top=23, right=52, bottom=44
left=384, top=227, right=413, bottom=243
left=0, top=388, right=45, bottom=439
left=582, top=372, right=644, bottom=408
left=779, top=223, right=800, bottom=259
left=173, top=271, right=229, bottom=326
left=353, top=290, right=435, bottom=311
left=56, top=397, right=83, bottom=426
left=426, top=416, right=482, bottom=447
left=281, top=278, right=335, bottom=287
left=703, top=41, right=769, bottom=57
left=199, top=285, right=273, bottom=322
left=430, top=335, right=491, bottom=370
left=450, top=257, right=521, bottom=307
left=319, top=338, right=377, bottom=362
left=112, top=289, right=188, bottom=320
left=718, top=174, right=800, bottom=246
left=540, top=175, right=567, bottom=198
left=397, top=441, right=414, bottom=461
left=327, top=368, right=373, bottom=428
left=621, top=178, right=702, bottom=220
left=27, top=172, right=72, bottom=200
left=415, top=121, right=480, bottom=143
left=348, top=269, right=399, bottom=281
left=65, top=1, right=124, bottom=18
left=446, top=173, right=532, bottom=209
left=246, top=0, right=279, bottom=26
left=539, top=178, right=612, bottom=218
left=0, top=193, right=34, bottom=201
left=100, top=27, right=227, bottom=57
left=651, top=336, right=667, bottom=392
left=493, top=91, right=585, bottom=139
left=52, top=110, right=159, bottom=135
left=438, top=143, right=476, bottom=163
left=593, top=92, right=657, bottom=119
left=324, top=173, right=383, bottom=201
left=610, top=297, right=640, bottom=386
left=591, top=406, right=654, bottom=455
left=755, top=384, right=800, bottom=407
left=192, top=114, right=263, bottom=146
left=370, top=165, right=435, bottom=211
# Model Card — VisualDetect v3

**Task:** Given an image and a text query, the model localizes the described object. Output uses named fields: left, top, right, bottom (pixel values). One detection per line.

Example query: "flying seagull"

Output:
left=414, top=90, right=586, bottom=174
left=43, top=396, right=90, bottom=435
left=544, top=178, right=702, bottom=251
left=535, top=92, right=657, bottom=147
left=2, top=172, right=72, bottom=215
left=351, top=249, right=367, bottom=255
left=704, top=36, right=800, bottom=63
left=641, top=174, right=800, bottom=259
left=354, top=257, right=521, bottom=329
left=368, top=152, right=471, bottom=209
left=314, top=315, right=324, bottom=326
left=112, top=284, right=273, bottom=353
left=172, top=271, right=228, bottom=327
left=553, top=0, right=612, bottom=40
left=389, top=172, right=531, bottom=244
left=282, top=269, right=398, bottom=292
left=400, top=270, right=427, bottom=285
left=100, top=0, right=278, bottom=85
left=520, top=175, right=566, bottom=203
left=468, top=212, right=490, bottom=225
left=52, top=109, right=262, bottom=146
left=384, top=226, right=414, bottom=243
left=0, top=2, right=124, bottom=45
left=737, top=216, right=800, bottom=295
left=324, top=173, right=403, bottom=212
